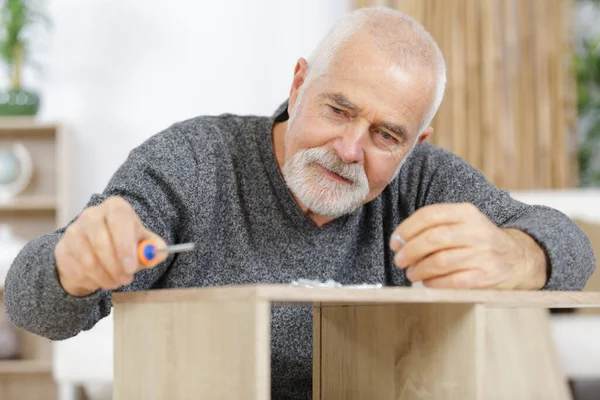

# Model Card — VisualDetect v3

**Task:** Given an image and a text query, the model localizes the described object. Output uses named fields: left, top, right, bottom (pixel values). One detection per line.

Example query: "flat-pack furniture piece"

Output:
left=112, top=284, right=600, bottom=400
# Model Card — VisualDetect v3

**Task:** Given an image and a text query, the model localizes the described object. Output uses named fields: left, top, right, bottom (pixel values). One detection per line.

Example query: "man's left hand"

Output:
left=389, top=203, right=548, bottom=290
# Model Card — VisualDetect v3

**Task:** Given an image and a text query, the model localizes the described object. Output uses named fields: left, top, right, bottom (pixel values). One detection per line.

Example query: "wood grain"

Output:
left=532, top=0, right=552, bottom=189
left=113, top=298, right=271, bottom=400
left=480, top=0, right=499, bottom=187
left=357, top=0, right=578, bottom=189
left=313, top=302, right=322, bottom=399
left=314, top=303, right=485, bottom=400
left=502, top=0, right=520, bottom=189
left=112, top=284, right=600, bottom=309
left=465, top=0, right=482, bottom=171
left=112, top=285, right=586, bottom=400
left=451, top=1, right=467, bottom=161
left=484, top=308, right=572, bottom=400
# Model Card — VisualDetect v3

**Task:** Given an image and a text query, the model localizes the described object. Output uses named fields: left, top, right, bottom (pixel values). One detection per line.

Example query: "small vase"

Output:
left=0, top=224, right=27, bottom=286
left=0, top=89, right=40, bottom=117
left=0, top=310, right=19, bottom=359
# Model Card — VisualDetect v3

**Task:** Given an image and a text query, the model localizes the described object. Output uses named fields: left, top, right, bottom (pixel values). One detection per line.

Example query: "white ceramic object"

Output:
left=0, top=142, right=33, bottom=201
left=0, top=224, right=22, bottom=358
left=0, top=310, right=19, bottom=359
left=0, top=224, right=26, bottom=287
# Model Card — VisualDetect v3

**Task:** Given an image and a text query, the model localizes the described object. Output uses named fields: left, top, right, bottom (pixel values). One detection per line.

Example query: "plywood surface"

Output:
left=315, top=303, right=484, bottom=400
left=112, top=284, right=600, bottom=308
left=484, top=308, right=572, bottom=400
left=114, top=298, right=271, bottom=400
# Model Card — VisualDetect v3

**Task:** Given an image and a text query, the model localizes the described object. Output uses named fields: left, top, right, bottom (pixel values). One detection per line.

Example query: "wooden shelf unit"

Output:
left=0, top=195, right=57, bottom=212
left=0, top=120, right=67, bottom=400
left=0, top=359, right=52, bottom=374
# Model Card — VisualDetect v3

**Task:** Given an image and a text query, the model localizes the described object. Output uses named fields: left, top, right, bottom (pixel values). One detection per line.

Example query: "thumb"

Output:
left=136, top=230, right=169, bottom=271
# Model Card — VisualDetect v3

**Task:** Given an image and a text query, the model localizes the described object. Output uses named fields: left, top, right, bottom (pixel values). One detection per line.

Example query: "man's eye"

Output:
left=329, top=105, right=347, bottom=116
left=379, top=131, right=396, bottom=142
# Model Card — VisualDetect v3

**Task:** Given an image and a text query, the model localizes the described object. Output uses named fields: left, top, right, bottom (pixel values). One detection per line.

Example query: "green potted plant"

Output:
left=0, top=0, right=48, bottom=117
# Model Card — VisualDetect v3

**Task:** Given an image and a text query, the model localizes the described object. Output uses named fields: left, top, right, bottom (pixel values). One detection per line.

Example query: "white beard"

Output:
left=282, top=147, right=370, bottom=219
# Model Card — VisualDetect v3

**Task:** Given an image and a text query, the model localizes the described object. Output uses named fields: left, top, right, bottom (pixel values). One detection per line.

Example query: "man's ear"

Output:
left=288, top=58, right=309, bottom=114
left=417, top=126, right=433, bottom=144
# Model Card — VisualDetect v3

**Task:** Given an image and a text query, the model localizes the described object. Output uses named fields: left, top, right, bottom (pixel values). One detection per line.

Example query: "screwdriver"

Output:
left=137, top=239, right=197, bottom=267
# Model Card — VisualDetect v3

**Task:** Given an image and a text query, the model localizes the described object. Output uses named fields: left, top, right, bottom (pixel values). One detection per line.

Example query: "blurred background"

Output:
left=0, top=0, right=599, bottom=399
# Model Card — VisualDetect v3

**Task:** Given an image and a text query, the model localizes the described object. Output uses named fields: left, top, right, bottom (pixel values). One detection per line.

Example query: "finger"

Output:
left=421, top=269, right=484, bottom=289
left=104, top=200, right=139, bottom=275
left=103, top=196, right=167, bottom=272
left=64, top=225, right=121, bottom=290
left=405, top=248, right=474, bottom=282
left=79, top=207, right=132, bottom=286
left=391, top=203, right=480, bottom=250
left=396, top=224, right=475, bottom=269
left=54, top=239, right=93, bottom=293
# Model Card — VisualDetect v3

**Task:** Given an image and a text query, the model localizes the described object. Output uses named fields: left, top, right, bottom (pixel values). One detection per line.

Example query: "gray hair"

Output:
left=301, top=6, right=447, bottom=136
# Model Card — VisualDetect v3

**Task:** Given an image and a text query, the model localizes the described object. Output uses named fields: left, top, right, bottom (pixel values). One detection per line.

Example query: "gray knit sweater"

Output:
left=4, top=101, right=596, bottom=399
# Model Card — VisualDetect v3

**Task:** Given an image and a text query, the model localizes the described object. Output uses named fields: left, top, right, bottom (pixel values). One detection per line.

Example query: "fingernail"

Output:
left=391, top=233, right=406, bottom=246
left=124, top=257, right=136, bottom=274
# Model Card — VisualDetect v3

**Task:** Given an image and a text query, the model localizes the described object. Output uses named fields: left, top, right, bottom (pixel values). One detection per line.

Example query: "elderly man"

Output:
left=4, top=6, right=595, bottom=400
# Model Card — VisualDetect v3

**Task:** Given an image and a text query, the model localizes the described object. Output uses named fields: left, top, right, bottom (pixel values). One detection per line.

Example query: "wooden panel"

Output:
left=0, top=122, right=62, bottom=400
left=314, top=303, right=484, bottom=400
left=313, top=302, right=321, bottom=398
left=465, top=0, right=482, bottom=171
left=533, top=0, right=552, bottom=189
left=0, top=360, right=52, bottom=374
left=358, top=0, right=578, bottom=190
left=112, top=284, right=600, bottom=308
left=502, top=0, right=520, bottom=188
left=485, top=308, right=572, bottom=399
left=0, top=373, right=57, bottom=400
left=114, top=298, right=271, bottom=400
left=0, top=196, right=57, bottom=211
left=450, top=0, right=467, bottom=162
left=0, top=119, right=58, bottom=134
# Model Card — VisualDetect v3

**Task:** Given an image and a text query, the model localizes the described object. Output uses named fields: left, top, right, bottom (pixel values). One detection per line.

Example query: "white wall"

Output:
left=30, top=3, right=353, bottom=392
left=24, top=0, right=351, bottom=219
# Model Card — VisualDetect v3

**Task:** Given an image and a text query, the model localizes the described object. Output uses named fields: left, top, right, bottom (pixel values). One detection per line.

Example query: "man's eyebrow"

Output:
left=380, top=122, right=409, bottom=143
left=324, top=91, right=409, bottom=143
left=325, top=92, right=359, bottom=111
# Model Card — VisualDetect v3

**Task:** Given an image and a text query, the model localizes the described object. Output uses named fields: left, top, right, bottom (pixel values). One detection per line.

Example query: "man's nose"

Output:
left=332, top=128, right=366, bottom=164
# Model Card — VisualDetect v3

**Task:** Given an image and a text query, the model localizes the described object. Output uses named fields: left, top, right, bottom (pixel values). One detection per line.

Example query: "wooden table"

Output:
left=111, top=284, right=600, bottom=400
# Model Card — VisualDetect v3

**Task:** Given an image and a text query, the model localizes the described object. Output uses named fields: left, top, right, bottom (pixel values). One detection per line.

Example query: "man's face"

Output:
left=282, top=36, right=435, bottom=219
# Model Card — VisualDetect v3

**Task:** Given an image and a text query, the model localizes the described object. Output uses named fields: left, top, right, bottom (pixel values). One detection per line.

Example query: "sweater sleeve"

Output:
left=398, top=143, right=596, bottom=291
left=3, top=124, right=200, bottom=340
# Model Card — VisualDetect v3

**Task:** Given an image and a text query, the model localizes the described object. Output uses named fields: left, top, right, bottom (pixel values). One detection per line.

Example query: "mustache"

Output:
left=300, top=147, right=366, bottom=184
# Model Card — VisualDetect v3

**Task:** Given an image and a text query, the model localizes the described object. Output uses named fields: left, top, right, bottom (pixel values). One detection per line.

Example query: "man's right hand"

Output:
left=54, top=196, right=168, bottom=297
